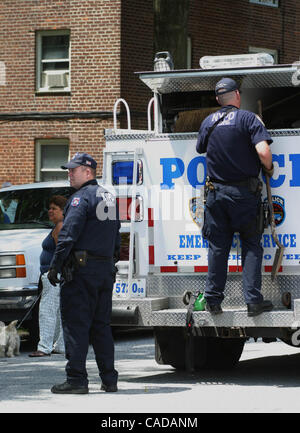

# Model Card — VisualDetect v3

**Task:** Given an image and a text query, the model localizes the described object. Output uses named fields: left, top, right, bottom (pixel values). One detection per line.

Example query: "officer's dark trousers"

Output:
left=60, top=261, right=118, bottom=387
left=203, top=183, right=263, bottom=306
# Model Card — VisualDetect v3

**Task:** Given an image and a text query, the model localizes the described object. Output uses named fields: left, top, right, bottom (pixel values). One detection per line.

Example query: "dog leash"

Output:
left=16, top=291, right=42, bottom=330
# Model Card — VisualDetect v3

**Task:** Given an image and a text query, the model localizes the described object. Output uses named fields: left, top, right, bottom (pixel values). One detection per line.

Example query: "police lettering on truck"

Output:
left=158, top=146, right=299, bottom=267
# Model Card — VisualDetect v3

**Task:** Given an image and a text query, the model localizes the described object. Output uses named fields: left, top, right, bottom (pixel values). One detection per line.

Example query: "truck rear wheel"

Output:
left=203, top=337, right=245, bottom=369
left=154, top=327, right=245, bottom=370
left=154, top=327, right=207, bottom=370
left=154, top=327, right=186, bottom=369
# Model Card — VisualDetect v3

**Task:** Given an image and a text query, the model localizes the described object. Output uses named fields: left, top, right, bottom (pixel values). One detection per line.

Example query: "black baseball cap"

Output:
left=61, top=152, right=97, bottom=170
left=215, top=77, right=239, bottom=96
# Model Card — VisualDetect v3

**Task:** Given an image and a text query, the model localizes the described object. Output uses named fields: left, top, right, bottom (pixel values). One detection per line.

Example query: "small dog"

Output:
left=0, top=320, right=20, bottom=358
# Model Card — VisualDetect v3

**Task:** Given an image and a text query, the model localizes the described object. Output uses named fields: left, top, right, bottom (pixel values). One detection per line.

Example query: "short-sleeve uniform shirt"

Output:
left=196, top=105, right=273, bottom=182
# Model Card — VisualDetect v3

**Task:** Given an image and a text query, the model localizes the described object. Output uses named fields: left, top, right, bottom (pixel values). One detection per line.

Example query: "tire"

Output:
left=203, top=337, right=245, bottom=369
left=155, top=327, right=245, bottom=371
left=154, top=327, right=186, bottom=369
left=154, top=327, right=207, bottom=370
left=24, top=297, right=40, bottom=347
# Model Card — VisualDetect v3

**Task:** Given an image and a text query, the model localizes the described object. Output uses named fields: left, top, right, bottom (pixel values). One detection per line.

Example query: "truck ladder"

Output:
left=113, top=98, right=131, bottom=131
left=147, top=94, right=161, bottom=134
left=103, top=142, right=143, bottom=298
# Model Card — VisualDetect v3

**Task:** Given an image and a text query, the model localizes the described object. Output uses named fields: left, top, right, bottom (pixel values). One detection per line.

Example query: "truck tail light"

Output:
left=117, top=196, right=143, bottom=222
left=119, top=233, right=135, bottom=261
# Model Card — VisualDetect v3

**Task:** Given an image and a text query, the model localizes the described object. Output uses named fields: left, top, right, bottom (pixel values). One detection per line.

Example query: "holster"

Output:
left=74, top=250, right=88, bottom=267
left=256, top=200, right=271, bottom=234
left=248, top=178, right=263, bottom=195
left=204, top=176, right=215, bottom=204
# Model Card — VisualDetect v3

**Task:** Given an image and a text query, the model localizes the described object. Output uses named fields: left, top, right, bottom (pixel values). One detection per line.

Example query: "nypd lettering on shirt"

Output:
left=211, top=110, right=236, bottom=126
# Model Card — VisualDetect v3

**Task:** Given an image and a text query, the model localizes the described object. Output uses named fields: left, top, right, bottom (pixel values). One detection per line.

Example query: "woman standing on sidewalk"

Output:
left=29, top=195, right=67, bottom=357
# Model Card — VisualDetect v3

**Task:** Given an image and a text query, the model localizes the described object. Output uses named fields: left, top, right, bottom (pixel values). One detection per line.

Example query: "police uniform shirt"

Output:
left=51, top=179, right=120, bottom=273
left=196, top=105, right=273, bottom=182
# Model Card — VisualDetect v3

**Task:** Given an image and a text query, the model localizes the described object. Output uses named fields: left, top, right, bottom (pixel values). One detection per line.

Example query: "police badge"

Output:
left=189, top=197, right=204, bottom=228
left=264, top=195, right=285, bottom=227
left=272, top=195, right=285, bottom=226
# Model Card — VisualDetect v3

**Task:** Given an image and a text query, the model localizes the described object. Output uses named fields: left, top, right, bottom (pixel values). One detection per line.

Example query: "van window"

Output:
left=0, top=187, right=73, bottom=230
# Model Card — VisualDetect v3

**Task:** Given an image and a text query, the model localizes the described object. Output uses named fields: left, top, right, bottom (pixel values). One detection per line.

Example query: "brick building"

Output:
left=0, top=0, right=299, bottom=185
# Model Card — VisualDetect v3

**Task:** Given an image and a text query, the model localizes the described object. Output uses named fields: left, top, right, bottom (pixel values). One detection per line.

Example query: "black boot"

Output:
left=51, top=381, right=89, bottom=394
left=101, top=383, right=118, bottom=392
left=205, top=303, right=223, bottom=315
left=247, top=300, right=273, bottom=317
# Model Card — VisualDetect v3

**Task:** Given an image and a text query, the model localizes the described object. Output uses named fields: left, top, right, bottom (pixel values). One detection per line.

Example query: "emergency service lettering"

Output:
left=167, top=233, right=298, bottom=263
left=179, top=235, right=208, bottom=248
left=160, top=153, right=300, bottom=189
left=178, top=233, right=297, bottom=249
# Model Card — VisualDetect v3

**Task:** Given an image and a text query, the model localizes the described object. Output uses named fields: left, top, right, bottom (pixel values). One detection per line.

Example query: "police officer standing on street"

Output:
left=48, top=152, right=120, bottom=394
left=196, top=78, right=274, bottom=317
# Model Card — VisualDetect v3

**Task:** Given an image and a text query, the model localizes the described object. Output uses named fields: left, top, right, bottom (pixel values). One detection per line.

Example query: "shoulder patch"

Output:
left=71, top=197, right=81, bottom=207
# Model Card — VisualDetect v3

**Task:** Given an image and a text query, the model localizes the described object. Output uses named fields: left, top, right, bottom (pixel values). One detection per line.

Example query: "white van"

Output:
left=0, top=181, right=72, bottom=341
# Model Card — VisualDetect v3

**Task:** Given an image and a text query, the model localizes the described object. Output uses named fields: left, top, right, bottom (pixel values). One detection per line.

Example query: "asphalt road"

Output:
left=1, top=329, right=300, bottom=414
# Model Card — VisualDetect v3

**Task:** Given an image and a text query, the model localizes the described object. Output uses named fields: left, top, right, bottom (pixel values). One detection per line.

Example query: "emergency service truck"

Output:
left=106, top=53, right=300, bottom=369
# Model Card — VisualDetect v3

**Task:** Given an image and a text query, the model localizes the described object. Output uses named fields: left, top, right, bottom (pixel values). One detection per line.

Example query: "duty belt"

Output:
left=208, top=176, right=262, bottom=195
left=210, top=177, right=256, bottom=187
left=86, top=252, right=112, bottom=261
left=73, top=250, right=112, bottom=267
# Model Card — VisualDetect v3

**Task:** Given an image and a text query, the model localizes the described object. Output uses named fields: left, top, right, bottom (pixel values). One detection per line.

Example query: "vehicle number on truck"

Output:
left=113, top=278, right=146, bottom=298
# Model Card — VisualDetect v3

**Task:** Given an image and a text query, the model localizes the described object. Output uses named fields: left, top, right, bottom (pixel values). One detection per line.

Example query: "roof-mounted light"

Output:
left=154, top=51, right=174, bottom=72
left=199, top=53, right=274, bottom=70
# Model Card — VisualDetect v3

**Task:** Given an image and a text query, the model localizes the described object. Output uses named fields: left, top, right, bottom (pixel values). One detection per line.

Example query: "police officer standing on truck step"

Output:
left=48, top=152, right=120, bottom=394
left=196, top=78, right=274, bottom=317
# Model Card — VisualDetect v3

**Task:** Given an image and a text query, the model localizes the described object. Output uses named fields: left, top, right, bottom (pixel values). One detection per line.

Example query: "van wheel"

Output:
left=203, top=337, right=245, bottom=369
left=26, top=318, right=39, bottom=347
left=24, top=298, right=40, bottom=347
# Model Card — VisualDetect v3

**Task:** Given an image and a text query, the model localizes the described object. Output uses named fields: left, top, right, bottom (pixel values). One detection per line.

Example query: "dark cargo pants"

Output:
left=60, top=261, right=118, bottom=387
left=202, top=183, right=263, bottom=306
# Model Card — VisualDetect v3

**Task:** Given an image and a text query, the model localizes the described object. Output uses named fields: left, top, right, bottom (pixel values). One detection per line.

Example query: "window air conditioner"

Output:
left=41, top=70, right=69, bottom=89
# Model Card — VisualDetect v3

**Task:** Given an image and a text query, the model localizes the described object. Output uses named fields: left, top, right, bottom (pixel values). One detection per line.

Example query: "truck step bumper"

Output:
left=111, top=297, right=300, bottom=329
left=150, top=308, right=297, bottom=328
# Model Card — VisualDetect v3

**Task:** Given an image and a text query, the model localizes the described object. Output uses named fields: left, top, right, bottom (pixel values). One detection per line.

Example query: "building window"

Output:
left=249, top=0, right=279, bottom=7
left=249, top=46, right=278, bottom=64
left=36, top=30, right=70, bottom=92
left=35, top=139, right=69, bottom=181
